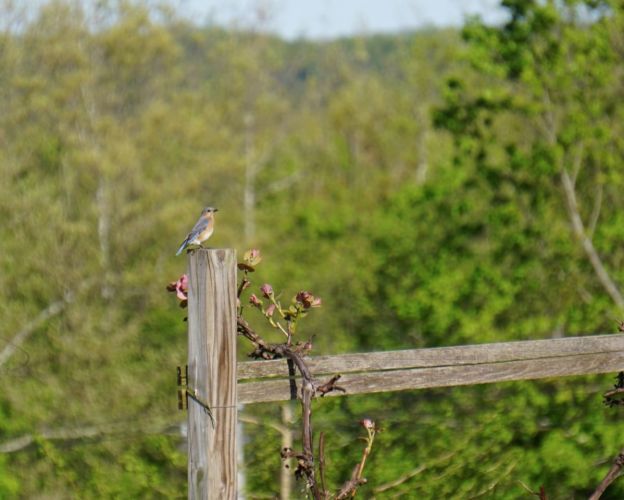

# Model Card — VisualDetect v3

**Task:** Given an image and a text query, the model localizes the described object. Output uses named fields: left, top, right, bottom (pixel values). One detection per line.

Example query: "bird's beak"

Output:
left=213, top=208, right=219, bottom=212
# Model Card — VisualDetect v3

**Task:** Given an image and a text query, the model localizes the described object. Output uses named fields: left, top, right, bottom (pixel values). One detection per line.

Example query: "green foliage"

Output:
left=2, top=0, right=624, bottom=498
left=335, top=1, right=624, bottom=497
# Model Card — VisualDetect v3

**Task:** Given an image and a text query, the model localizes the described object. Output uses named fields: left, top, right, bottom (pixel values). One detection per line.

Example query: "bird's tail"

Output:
left=175, top=239, right=188, bottom=256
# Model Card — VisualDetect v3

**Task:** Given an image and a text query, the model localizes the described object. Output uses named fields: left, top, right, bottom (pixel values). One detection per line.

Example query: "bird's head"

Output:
left=202, top=206, right=218, bottom=216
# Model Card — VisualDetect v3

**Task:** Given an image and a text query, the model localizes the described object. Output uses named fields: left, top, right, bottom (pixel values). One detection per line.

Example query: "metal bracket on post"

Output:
left=177, top=364, right=214, bottom=425
left=177, top=365, right=188, bottom=410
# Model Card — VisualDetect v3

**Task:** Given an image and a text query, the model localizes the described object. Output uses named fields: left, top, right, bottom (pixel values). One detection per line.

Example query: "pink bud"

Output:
left=360, top=418, right=375, bottom=430
left=296, top=291, right=321, bottom=309
left=179, top=274, right=188, bottom=290
left=249, top=294, right=261, bottom=307
left=260, top=283, right=273, bottom=298
left=176, top=274, right=189, bottom=301
left=296, top=291, right=311, bottom=305
left=265, top=303, right=276, bottom=317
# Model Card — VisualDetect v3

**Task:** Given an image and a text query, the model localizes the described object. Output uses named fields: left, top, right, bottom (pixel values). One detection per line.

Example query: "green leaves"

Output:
left=4, top=0, right=624, bottom=497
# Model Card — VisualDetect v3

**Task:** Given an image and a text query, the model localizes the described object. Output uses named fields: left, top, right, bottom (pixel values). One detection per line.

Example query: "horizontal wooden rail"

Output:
left=237, top=334, right=624, bottom=404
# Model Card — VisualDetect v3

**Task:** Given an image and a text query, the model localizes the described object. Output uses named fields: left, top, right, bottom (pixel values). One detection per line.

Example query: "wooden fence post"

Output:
left=187, top=249, right=237, bottom=499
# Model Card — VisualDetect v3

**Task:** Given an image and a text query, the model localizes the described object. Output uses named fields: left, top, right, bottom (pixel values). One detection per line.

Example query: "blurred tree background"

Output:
left=1, top=0, right=624, bottom=498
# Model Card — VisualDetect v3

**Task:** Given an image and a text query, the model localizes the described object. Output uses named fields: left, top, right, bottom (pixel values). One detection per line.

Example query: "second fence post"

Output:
left=187, top=248, right=237, bottom=499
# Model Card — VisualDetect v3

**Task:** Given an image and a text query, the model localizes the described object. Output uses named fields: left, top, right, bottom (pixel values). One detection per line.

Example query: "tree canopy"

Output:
left=1, top=0, right=624, bottom=498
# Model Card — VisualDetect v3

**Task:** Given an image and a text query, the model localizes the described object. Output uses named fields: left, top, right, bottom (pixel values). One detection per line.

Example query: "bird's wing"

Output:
left=176, top=216, right=210, bottom=255
left=176, top=217, right=210, bottom=255
left=188, top=216, right=210, bottom=239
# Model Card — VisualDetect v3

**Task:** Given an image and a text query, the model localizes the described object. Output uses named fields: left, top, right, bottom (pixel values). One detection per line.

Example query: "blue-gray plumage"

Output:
left=176, top=207, right=218, bottom=256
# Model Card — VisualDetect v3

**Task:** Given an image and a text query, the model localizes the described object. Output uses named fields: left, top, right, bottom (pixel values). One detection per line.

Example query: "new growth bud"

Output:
left=260, top=283, right=274, bottom=298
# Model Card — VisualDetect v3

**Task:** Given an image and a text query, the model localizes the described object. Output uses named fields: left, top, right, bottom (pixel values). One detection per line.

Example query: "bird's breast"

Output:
left=196, top=225, right=214, bottom=242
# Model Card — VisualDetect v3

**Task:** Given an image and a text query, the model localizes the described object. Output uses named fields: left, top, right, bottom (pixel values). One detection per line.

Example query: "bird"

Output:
left=176, top=207, right=218, bottom=256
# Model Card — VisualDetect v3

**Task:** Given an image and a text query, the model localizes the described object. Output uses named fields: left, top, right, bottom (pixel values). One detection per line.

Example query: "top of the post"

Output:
left=187, top=248, right=235, bottom=262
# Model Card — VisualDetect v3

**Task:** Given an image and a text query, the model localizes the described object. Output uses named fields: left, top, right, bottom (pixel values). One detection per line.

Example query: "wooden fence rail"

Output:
left=237, top=334, right=624, bottom=404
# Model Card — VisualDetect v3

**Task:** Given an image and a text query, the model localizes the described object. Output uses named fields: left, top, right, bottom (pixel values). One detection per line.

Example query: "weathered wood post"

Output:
left=187, top=249, right=237, bottom=499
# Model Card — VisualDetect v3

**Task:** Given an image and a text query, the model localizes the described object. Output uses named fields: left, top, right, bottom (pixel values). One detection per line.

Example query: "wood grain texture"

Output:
left=237, top=334, right=624, bottom=379
left=238, top=343, right=624, bottom=404
left=188, top=249, right=237, bottom=500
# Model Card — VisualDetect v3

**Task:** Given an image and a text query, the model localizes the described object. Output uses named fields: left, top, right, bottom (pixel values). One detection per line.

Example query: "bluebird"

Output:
left=176, top=207, right=218, bottom=256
